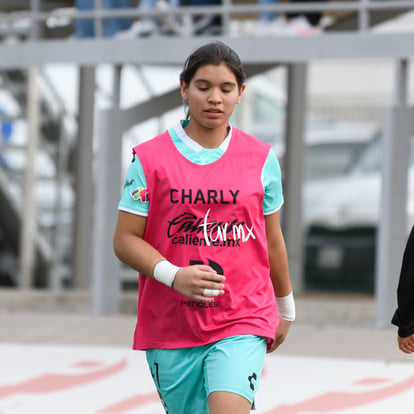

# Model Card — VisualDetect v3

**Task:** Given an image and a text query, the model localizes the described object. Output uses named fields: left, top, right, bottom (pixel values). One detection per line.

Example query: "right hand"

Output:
left=173, top=265, right=226, bottom=302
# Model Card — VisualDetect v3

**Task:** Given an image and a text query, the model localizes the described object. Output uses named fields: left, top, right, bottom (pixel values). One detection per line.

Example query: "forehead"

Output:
left=192, top=63, right=237, bottom=84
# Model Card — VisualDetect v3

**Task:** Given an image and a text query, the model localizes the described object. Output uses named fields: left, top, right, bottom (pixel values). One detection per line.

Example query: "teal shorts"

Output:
left=145, top=335, right=267, bottom=414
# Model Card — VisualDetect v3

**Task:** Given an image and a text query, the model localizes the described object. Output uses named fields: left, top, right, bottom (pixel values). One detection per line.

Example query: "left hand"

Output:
left=398, top=334, right=414, bottom=354
left=268, top=319, right=292, bottom=353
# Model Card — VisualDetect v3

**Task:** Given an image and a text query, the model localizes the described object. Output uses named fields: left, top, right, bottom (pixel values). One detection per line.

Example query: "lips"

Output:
left=205, top=110, right=223, bottom=119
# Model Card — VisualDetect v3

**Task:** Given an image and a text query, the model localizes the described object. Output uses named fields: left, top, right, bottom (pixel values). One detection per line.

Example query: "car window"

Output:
left=350, top=135, right=382, bottom=174
left=305, top=141, right=368, bottom=180
left=346, top=132, right=414, bottom=175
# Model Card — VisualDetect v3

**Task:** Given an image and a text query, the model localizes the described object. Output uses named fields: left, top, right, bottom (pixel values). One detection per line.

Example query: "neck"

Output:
left=184, top=123, right=229, bottom=149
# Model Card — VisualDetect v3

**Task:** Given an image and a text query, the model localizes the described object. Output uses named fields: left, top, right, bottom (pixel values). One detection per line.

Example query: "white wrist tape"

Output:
left=203, top=288, right=221, bottom=297
left=153, top=260, right=181, bottom=288
left=276, top=291, right=296, bottom=321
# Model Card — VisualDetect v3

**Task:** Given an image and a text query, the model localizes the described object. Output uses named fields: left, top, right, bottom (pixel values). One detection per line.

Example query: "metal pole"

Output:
left=358, top=0, right=370, bottom=32
left=91, top=65, right=123, bottom=314
left=395, top=59, right=408, bottom=106
left=19, top=66, right=40, bottom=289
left=92, top=109, right=123, bottom=314
left=113, top=65, right=122, bottom=106
left=30, top=0, right=41, bottom=40
left=95, top=0, right=103, bottom=38
left=50, top=118, right=68, bottom=292
left=282, top=63, right=307, bottom=293
left=72, top=66, right=96, bottom=289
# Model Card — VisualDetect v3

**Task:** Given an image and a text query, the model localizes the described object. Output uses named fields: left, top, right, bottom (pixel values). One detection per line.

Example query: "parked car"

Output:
left=232, top=76, right=378, bottom=181
left=299, top=121, right=378, bottom=181
left=303, top=132, right=414, bottom=293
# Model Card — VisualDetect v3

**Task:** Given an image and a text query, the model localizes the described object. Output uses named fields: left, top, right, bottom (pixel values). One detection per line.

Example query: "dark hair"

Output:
left=180, top=41, right=246, bottom=90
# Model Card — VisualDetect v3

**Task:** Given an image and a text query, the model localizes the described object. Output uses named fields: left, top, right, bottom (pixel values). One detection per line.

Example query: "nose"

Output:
left=208, top=88, right=222, bottom=104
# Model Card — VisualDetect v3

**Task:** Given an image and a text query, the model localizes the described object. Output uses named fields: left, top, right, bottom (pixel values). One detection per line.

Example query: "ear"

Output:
left=180, top=79, right=188, bottom=101
left=236, top=83, right=246, bottom=104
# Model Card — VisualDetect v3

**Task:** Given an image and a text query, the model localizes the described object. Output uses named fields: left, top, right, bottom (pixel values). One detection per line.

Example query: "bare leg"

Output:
left=208, top=391, right=251, bottom=414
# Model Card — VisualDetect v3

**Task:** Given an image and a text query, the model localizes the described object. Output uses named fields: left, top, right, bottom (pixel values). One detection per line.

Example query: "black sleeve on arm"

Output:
left=392, top=225, right=414, bottom=337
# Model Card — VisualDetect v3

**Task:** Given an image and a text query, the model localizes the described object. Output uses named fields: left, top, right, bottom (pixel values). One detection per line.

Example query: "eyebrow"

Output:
left=194, top=79, right=237, bottom=87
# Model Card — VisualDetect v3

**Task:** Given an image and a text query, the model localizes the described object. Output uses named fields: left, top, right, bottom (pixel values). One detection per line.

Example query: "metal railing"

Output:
left=0, top=0, right=413, bottom=40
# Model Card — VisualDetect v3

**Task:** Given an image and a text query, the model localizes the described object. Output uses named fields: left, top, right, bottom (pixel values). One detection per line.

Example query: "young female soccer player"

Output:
left=113, top=40, right=295, bottom=414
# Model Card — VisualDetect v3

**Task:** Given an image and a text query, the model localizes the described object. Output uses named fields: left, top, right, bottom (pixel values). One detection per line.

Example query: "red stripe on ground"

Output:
left=264, top=375, right=414, bottom=413
left=0, top=359, right=127, bottom=398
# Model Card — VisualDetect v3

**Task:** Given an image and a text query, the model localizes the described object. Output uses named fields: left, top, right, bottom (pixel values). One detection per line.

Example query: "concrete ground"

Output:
left=0, top=289, right=406, bottom=361
left=1, top=289, right=413, bottom=414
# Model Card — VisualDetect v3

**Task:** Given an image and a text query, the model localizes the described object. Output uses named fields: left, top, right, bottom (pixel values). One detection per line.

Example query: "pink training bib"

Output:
left=132, top=128, right=279, bottom=350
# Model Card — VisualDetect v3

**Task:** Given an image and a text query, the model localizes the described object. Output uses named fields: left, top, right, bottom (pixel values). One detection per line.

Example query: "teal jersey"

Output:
left=118, top=120, right=284, bottom=216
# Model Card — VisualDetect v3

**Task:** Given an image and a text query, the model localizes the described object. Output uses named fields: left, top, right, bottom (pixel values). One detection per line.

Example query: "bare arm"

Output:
left=113, top=210, right=225, bottom=302
left=113, top=211, right=164, bottom=277
left=265, top=211, right=293, bottom=352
